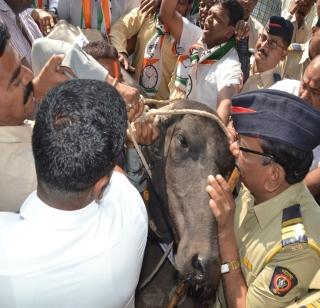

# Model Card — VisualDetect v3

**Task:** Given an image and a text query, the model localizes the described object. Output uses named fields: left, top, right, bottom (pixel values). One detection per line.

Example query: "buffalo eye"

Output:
left=177, top=134, right=188, bottom=148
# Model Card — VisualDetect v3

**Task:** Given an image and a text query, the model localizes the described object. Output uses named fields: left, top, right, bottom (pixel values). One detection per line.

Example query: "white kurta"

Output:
left=0, top=171, right=148, bottom=308
left=174, top=18, right=241, bottom=110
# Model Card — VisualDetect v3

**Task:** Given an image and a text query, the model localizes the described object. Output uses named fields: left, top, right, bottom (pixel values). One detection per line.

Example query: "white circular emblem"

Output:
left=186, top=75, right=193, bottom=97
left=140, top=64, right=158, bottom=90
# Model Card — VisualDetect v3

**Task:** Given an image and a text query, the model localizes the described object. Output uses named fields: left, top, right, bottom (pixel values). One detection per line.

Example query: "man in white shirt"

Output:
left=0, top=79, right=148, bottom=308
left=161, top=0, right=244, bottom=124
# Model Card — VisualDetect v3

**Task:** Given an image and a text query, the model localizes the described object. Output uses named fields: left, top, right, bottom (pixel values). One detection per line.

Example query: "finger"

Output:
left=216, top=174, right=231, bottom=193
left=140, top=2, right=153, bottom=13
left=209, top=198, right=221, bottom=218
left=50, top=17, right=55, bottom=28
left=124, top=59, right=129, bottom=70
left=47, top=54, right=64, bottom=68
left=146, top=6, right=155, bottom=17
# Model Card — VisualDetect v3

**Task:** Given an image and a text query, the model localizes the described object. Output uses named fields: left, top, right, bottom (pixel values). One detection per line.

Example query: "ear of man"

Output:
left=93, top=176, right=111, bottom=201
left=264, top=163, right=286, bottom=193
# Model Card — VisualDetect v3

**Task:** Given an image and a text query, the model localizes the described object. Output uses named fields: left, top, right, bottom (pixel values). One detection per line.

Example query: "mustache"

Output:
left=257, top=48, right=267, bottom=57
left=23, top=81, right=33, bottom=105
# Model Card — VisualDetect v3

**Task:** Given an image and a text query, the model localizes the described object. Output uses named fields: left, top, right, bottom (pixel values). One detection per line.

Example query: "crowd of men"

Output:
left=0, top=0, right=320, bottom=307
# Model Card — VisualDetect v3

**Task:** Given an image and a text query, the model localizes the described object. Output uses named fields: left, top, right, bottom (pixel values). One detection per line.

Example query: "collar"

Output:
left=251, top=64, right=280, bottom=87
left=253, top=182, right=311, bottom=229
left=20, top=191, right=100, bottom=230
left=299, top=40, right=310, bottom=65
left=0, top=121, right=34, bottom=143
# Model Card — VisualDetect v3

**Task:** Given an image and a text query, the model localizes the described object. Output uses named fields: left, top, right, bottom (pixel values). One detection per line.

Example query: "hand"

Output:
left=32, top=54, right=70, bottom=99
left=114, top=81, right=144, bottom=121
left=140, top=0, right=161, bottom=17
left=127, top=118, right=160, bottom=146
left=206, top=174, right=236, bottom=231
left=288, top=0, right=299, bottom=15
left=31, top=9, right=56, bottom=35
left=226, top=121, right=238, bottom=144
left=235, top=20, right=249, bottom=41
left=118, top=52, right=135, bottom=73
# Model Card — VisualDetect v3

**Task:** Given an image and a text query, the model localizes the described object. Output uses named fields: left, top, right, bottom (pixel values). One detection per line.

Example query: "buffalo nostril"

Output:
left=192, top=254, right=206, bottom=275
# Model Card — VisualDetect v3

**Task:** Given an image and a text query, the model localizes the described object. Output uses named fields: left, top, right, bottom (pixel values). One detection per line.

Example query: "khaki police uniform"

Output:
left=241, top=63, right=281, bottom=93
left=287, top=270, right=320, bottom=307
left=280, top=40, right=310, bottom=80
left=235, top=182, right=320, bottom=307
left=0, top=122, right=36, bottom=212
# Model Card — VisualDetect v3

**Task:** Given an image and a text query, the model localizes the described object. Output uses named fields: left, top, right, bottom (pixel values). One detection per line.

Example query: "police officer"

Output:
left=207, top=89, right=320, bottom=307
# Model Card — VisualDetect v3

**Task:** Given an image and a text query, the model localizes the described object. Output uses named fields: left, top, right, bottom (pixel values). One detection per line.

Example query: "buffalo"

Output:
left=140, top=100, right=235, bottom=305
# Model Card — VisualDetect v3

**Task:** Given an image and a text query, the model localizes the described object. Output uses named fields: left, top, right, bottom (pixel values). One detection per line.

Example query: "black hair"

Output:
left=82, top=40, right=118, bottom=60
left=32, top=79, right=127, bottom=193
left=220, top=0, right=244, bottom=26
left=316, top=18, right=320, bottom=28
left=0, top=22, right=10, bottom=56
left=261, top=139, right=313, bottom=184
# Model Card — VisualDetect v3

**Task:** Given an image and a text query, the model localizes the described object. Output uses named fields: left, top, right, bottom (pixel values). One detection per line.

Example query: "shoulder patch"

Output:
left=269, top=266, right=298, bottom=297
left=281, top=204, right=308, bottom=248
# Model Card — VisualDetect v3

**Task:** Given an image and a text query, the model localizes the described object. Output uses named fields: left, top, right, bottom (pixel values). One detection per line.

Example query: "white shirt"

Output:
left=270, top=79, right=320, bottom=171
left=178, top=18, right=241, bottom=110
left=0, top=171, right=148, bottom=308
left=57, top=0, right=139, bottom=33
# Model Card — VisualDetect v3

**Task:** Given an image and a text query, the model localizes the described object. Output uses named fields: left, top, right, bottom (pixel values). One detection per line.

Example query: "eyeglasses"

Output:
left=258, top=33, right=286, bottom=50
left=237, top=139, right=275, bottom=164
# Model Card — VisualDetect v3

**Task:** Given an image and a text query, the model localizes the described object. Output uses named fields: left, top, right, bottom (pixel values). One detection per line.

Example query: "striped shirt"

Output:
left=0, top=0, right=42, bottom=67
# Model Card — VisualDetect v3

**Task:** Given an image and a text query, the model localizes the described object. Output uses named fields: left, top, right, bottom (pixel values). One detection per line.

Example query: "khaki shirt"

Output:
left=281, top=41, right=310, bottom=80
left=241, top=63, right=281, bottom=93
left=0, top=123, right=36, bottom=212
left=287, top=270, right=320, bottom=307
left=109, top=8, right=178, bottom=100
left=215, top=183, right=320, bottom=307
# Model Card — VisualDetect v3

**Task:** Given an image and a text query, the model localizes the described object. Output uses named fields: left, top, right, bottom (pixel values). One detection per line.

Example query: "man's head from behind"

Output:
left=83, top=40, right=120, bottom=79
left=5, top=0, right=32, bottom=13
left=231, top=90, right=320, bottom=201
left=0, top=23, right=35, bottom=126
left=299, top=55, right=320, bottom=109
left=254, top=16, right=293, bottom=72
left=202, top=0, right=243, bottom=48
left=32, top=80, right=127, bottom=204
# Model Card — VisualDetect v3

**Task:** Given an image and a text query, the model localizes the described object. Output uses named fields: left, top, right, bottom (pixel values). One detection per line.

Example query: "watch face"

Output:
left=140, top=64, right=158, bottom=90
left=186, top=74, right=193, bottom=97
left=221, top=263, right=230, bottom=274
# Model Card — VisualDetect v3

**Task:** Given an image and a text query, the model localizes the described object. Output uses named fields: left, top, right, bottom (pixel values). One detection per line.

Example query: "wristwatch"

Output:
left=221, top=260, right=240, bottom=274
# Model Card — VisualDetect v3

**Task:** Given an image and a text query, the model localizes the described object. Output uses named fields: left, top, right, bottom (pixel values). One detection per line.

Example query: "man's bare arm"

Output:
left=159, top=0, right=183, bottom=42
left=217, top=85, right=239, bottom=125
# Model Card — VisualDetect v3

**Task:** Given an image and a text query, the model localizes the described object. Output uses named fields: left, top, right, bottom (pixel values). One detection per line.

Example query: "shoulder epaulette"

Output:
left=263, top=204, right=320, bottom=267
left=281, top=204, right=307, bottom=247
left=288, top=43, right=305, bottom=52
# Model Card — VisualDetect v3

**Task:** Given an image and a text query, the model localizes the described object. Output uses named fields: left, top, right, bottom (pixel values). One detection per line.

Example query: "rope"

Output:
left=127, top=120, right=152, bottom=179
left=146, top=108, right=229, bottom=138
left=138, top=241, right=174, bottom=291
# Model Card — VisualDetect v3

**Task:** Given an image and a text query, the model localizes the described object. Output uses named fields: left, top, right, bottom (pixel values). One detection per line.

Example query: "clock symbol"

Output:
left=140, top=64, right=159, bottom=90
left=186, top=75, right=193, bottom=97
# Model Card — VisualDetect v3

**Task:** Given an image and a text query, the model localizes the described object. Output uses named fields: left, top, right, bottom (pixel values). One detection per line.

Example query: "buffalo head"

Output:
left=143, top=100, right=234, bottom=303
